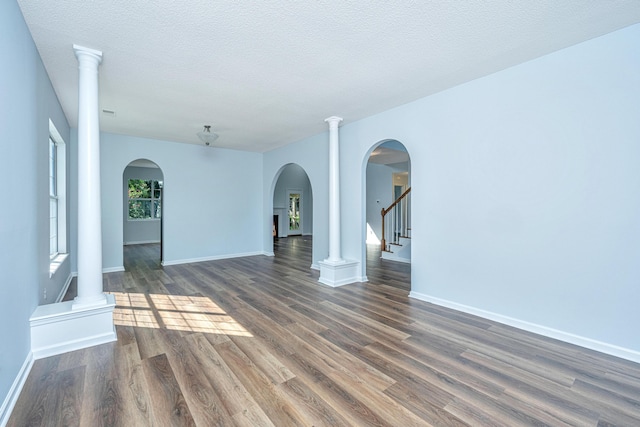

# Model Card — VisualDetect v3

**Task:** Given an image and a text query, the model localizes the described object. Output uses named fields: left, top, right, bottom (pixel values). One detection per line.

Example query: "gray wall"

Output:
left=123, top=165, right=163, bottom=245
left=264, top=24, right=640, bottom=358
left=273, top=163, right=313, bottom=236
left=0, top=0, right=71, bottom=419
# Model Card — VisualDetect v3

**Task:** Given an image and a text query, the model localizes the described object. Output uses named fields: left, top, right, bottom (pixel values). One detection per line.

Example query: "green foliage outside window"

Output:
left=128, top=179, right=162, bottom=219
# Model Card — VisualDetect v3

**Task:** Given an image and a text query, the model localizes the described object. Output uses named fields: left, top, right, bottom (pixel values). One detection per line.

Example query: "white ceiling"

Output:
left=17, top=1, right=640, bottom=152
left=369, top=145, right=409, bottom=167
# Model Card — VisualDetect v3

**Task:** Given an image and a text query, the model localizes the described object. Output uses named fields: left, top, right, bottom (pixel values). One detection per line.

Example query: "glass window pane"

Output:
left=153, top=200, right=161, bottom=218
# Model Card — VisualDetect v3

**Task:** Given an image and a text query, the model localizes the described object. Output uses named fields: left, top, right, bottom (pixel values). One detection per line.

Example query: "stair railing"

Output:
left=381, top=187, right=411, bottom=252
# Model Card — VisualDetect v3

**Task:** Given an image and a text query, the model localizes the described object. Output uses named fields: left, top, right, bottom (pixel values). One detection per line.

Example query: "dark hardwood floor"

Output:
left=9, top=237, right=640, bottom=426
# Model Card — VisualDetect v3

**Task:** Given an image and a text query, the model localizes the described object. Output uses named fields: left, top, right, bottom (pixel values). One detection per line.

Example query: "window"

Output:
left=49, top=120, right=66, bottom=267
left=128, top=179, right=162, bottom=220
left=49, top=137, right=58, bottom=257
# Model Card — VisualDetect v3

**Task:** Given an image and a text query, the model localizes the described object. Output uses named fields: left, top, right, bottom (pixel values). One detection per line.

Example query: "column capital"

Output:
left=324, top=116, right=343, bottom=128
left=73, top=44, right=103, bottom=64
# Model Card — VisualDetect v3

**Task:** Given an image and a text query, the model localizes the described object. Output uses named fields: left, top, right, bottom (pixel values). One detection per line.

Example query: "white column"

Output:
left=318, top=116, right=360, bottom=287
left=73, top=45, right=107, bottom=308
left=325, top=116, right=344, bottom=263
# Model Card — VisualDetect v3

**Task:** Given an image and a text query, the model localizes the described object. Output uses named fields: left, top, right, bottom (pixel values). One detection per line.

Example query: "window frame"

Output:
left=49, top=120, right=67, bottom=275
left=127, top=179, right=162, bottom=221
left=49, top=136, right=58, bottom=258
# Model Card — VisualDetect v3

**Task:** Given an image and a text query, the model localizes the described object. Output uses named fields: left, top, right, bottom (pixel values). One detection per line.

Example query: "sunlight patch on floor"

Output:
left=109, top=292, right=253, bottom=336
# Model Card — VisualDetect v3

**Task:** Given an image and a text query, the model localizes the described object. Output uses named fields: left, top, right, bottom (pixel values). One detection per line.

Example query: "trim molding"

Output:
left=410, top=291, right=640, bottom=364
left=162, top=251, right=265, bottom=266
left=124, top=240, right=160, bottom=246
left=30, top=295, right=117, bottom=360
left=103, top=266, right=125, bottom=273
left=318, top=259, right=361, bottom=288
left=55, top=273, right=74, bottom=303
left=0, top=351, right=33, bottom=426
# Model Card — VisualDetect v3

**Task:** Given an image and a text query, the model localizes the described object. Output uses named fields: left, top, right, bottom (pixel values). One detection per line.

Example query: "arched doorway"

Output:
left=271, top=163, right=314, bottom=266
left=122, top=159, right=164, bottom=270
left=363, top=140, right=411, bottom=290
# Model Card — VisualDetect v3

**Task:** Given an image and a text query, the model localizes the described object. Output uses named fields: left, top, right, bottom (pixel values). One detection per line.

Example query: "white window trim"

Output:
left=49, top=120, right=67, bottom=275
left=127, top=180, right=162, bottom=220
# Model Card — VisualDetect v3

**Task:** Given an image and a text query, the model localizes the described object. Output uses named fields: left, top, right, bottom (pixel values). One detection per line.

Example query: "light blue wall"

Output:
left=123, top=165, right=163, bottom=245
left=366, top=163, right=395, bottom=242
left=273, top=164, right=313, bottom=236
left=263, top=133, right=329, bottom=268
left=100, top=133, right=264, bottom=270
left=266, top=24, right=640, bottom=355
left=0, top=0, right=71, bottom=418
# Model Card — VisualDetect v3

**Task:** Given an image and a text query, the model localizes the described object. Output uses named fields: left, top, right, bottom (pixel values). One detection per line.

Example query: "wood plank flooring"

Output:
left=9, top=236, right=640, bottom=426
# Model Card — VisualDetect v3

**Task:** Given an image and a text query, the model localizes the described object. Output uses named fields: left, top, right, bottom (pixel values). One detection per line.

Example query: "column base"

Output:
left=318, top=259, right=360, bottom=287
left=30, top=294, right=117, bottom=359
left=72, top=292, right=108, bottom=310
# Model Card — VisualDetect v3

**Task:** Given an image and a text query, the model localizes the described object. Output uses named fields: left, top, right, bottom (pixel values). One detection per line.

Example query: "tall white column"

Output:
left=73, top=45, right=107, bottom=308
left=318, top=116, right=360, bottom=287
left=325, top=116, right=343, bottom=263
left=29, top=45, right=115, bottom=359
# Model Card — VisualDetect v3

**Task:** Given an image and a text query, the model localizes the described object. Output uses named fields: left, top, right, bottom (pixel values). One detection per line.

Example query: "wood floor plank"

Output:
left=113, top=342, right=154, bottom=426
left=7, top=356, right=61, bottom=427
left=286, top=322, right=396, bottom=391
left=53, top=365, right=85, bottom=427
left=231, top=335, right=296, bottom=385
left=275, top=377, right=353, bottom=427
left=161, top=329, right=236, bottom=426
left=183, top=333, right=264, bottom=418
left=213, top=340, right=310, bottom=426
left=79, top=342, right=124, bottom=427
left=142, top=353, right=196, bottom=427
left=284, top=352, right=393, bottom=426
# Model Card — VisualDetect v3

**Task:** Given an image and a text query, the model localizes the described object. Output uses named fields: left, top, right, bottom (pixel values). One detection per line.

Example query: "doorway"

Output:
left=364, top=140, right=411, bottom=290
left=271, top=163, right=314, bottom=266
left=288, top=190, right=302, bottom=236
left=123, top=159, right=164, bottom=270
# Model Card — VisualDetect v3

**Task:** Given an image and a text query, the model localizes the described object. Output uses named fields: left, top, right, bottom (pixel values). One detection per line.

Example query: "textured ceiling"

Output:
left=16, top=1, right=640, bottom=152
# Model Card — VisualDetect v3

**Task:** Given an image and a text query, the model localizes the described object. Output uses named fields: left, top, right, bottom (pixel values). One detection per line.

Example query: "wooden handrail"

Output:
left=382, top=187, right=411, bottom=216
left=381, top=187, right=411, bottom=251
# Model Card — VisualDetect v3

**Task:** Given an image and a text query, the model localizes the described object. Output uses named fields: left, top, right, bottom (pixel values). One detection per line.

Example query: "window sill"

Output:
left=49, top=253, right=68, bottom=278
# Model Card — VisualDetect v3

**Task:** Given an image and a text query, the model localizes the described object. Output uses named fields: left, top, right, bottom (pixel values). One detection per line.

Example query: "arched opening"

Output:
left=363, top=140, right=411, bottom=290
left=122, top=159, right=164, bottom=270
left=270, top=163, right=314, bottom=266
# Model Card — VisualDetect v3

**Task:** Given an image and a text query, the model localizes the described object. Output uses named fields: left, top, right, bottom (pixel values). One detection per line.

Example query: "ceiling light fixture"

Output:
left=197, top=125, right=219, bottom=146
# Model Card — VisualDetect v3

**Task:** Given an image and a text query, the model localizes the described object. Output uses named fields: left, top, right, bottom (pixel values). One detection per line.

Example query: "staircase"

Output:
left=380, top=187, right=411, bottom=263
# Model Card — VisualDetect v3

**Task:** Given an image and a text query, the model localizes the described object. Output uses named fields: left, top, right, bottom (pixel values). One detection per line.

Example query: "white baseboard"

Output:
left=55, top=273, right=75, bottom=303
left=103, top=266, right=125, bottom=273
left=32, top=330, right=117, bottom=360
left=0, top=351, right=33, bottom=427
left=162, top=251, right=265, bottom=266
left=409, top=291, right=640, bottom=364
left=263, top=251, right=275, bottom=257
left=124, top=240, right=160, bottom=246
left=310, top=263, right=320, bottom=271
left=380, top=254, right=411, bottom=264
